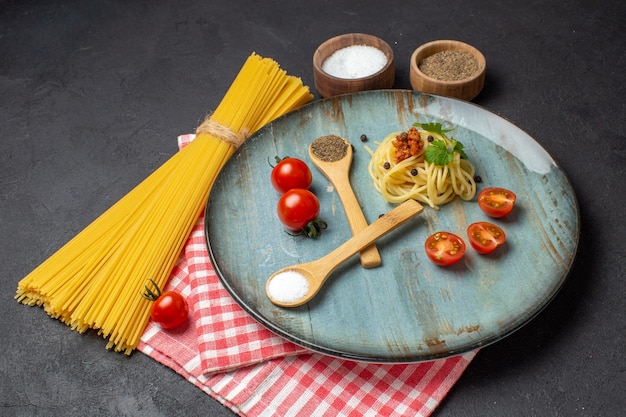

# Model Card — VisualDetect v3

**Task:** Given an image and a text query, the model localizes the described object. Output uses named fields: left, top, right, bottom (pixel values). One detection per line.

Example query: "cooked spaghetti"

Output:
left=15, top=53, right=313, bottom=354
left=366, top=126, right=476, bottom=208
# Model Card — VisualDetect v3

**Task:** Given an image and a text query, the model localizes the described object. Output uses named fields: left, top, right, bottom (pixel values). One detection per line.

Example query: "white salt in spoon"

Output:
left=309, top=135, right=381, bottom=268
left=266, top=199, right=423, bottom=308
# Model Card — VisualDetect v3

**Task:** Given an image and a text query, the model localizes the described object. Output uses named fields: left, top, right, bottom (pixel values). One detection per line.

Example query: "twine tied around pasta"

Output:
left=196, top=117, right=249, bottom=149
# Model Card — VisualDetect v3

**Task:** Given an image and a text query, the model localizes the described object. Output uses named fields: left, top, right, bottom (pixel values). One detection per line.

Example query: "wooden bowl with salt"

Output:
left=313, top=33, right=395, bottom=98
left=410, top=40, right=486, bottom=101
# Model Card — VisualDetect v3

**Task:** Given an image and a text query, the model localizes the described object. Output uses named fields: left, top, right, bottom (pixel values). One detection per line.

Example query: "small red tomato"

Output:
left=424, top=232, right=466, bottom=266
left=277, top=188, right=326, bottom=238
left=477, top=187, right=517, bottom=218
left=467, top=222, right=507, bottom=254
left=150, top=292, right=189, bottom=329
left=270, top=157, right=313, bottom=194
left=143, top=280, right=188, bottom=329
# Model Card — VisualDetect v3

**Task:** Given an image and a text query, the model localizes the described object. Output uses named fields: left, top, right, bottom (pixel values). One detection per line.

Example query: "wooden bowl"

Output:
left=313, top=33, right=395, bottom=98
left=410, top=40, right=486, bottom=101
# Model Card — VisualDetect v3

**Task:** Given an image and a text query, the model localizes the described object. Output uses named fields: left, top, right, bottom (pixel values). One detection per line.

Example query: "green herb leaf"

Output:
left=412, top=122, right=453, bottom=136
left=452, top=139, right=468, bottom=160
left=425, top=140, right=453, bottom=165
left=425, top=139, right=467, bottom=166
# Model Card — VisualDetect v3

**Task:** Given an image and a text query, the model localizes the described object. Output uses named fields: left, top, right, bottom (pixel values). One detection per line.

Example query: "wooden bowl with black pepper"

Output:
left=313, top=33, right=395, bottom=98
left=410, top=40, right=486, bottom=101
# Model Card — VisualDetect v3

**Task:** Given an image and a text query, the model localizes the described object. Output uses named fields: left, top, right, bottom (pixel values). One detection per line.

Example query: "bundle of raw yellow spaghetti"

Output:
left=15, top=53, right=313, bottom=354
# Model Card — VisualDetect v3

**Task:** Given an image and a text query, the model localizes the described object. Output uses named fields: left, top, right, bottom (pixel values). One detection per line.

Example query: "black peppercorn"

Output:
left=400, top=131, right=408, bottom=140
left=410, top=168, right=418, bottom=176
left=383, top=162, right=391, bottom=169
left=474, top=175, right=482, bottom=183
left=360, top=134, right=368, bottom=142
left=427, top=135, right=434, bottom=142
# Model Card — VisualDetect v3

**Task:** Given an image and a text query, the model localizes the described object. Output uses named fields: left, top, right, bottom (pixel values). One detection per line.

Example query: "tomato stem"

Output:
left=142, top=279, right=162, bottom=302
left=286, top=218, right=328, bottom=239
left=268, top=155, right=289, bottom=168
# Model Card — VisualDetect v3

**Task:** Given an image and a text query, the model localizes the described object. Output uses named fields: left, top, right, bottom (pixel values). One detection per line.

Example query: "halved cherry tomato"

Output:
left=424, top=232, right=466, bottom=266
left=143, top=280, right=188, bottom=329
left=467, top=222, right=506, bottom=254
left=477, top=187, right=517, bottom=218
left=270, top=157, right=312, bottom=194
left=277, top=188, right=326, bottom=238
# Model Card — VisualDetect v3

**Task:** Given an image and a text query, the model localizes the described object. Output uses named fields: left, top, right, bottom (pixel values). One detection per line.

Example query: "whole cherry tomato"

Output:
left=477, top=187, right=517, bottom=218
left=277, top=188, right=326, bottom=238
left=424, top=231, right=466, bottom=266
left=270, top=157, right=312, bottom=194
left=467, top=222, right=507, bottom=254
left=143, top=280, right=188, bottom=329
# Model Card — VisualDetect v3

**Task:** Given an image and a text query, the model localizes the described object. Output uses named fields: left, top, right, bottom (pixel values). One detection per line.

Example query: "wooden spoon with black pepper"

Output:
left=309, top=135, right=382, bottom=268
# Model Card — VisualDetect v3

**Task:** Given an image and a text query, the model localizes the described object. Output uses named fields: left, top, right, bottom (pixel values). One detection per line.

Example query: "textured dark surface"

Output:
left=1, top=0, right=624, bottom=416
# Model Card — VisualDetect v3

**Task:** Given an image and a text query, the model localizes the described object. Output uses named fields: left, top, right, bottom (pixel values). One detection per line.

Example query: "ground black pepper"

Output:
left=310, top=135, right=349, bottom=162
left=418, top=50, right=479, bottom=81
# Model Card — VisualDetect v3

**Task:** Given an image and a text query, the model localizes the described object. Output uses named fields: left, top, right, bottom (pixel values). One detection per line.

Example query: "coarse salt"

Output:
left=267, top=270, right=310, bottom=303
left=322, top=45, right=387, bottom=79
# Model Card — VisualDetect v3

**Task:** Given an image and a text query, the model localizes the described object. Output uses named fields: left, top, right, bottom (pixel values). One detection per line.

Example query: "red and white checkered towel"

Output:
left=137, top=134, right=476, bottom=416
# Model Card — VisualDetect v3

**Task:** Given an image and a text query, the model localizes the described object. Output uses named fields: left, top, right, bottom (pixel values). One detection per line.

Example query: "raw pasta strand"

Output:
left=16, top=53, right=313, bottom=354
left=18, top=150, right=180, bottom=307
left=76, top=135, right=231, bottom=347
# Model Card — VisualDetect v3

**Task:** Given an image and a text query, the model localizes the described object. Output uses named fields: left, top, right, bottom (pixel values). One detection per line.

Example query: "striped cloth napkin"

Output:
left=137, top=134, right=476, bottom=417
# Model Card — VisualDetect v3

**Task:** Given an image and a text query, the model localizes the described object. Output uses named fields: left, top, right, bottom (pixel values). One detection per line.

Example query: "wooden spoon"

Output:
left=309, top=135, right=381, bottom=268
left=265, top=199, right=423, bottom=308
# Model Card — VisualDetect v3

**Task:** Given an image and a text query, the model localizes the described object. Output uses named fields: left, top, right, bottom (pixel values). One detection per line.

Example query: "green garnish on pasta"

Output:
left=365, top=122, right=477, bottom=208
left=413, top=122, right=468, bottom=166
left=412, top=122, right=452, bottom=136
left=424, top=139, right=468, bottom=166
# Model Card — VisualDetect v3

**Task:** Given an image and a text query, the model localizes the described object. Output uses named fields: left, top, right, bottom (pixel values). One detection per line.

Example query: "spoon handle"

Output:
left=333, top=179, right=382, bottom=268
left=314, top=199, right=423, bottom=278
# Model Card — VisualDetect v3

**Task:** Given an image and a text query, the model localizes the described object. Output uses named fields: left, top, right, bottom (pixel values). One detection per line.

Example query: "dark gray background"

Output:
left=1, top=0, right=624, bottom=416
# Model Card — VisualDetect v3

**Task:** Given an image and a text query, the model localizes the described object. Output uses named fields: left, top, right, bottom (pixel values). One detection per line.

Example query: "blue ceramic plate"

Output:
left=204, top=90, right=579, bottom=363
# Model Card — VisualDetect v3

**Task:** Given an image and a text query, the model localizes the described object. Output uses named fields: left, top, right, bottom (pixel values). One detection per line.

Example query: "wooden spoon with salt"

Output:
left=309, top=135, right=381, bottom=268
left=266, top=199, right=423, bottom=308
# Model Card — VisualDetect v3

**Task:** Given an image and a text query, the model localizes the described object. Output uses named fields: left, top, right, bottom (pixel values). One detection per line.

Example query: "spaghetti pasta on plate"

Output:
left=367, top=126, right=476, bottom=208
